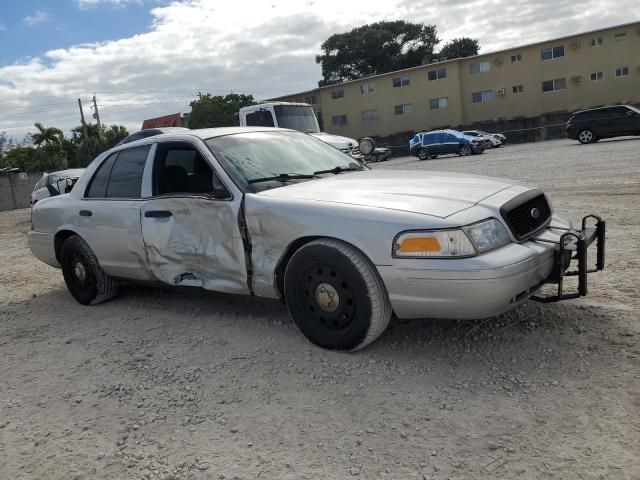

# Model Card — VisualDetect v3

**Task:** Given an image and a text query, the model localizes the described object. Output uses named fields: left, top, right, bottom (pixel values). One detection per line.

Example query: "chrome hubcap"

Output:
left=74, top=262, right=87, bottom=283
left=315, top=283, right=340, bottom=313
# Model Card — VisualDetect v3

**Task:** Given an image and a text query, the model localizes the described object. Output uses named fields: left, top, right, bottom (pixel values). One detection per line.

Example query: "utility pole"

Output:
left=92, top=94, right=103, bottom=139
left=78, top=98, right=88, bottom=139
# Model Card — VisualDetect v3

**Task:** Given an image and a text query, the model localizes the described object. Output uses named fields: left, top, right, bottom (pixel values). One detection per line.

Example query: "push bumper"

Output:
left=377, top=215, right=605, bottom=320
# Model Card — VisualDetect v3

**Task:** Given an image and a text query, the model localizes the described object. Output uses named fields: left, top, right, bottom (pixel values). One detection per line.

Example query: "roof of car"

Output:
left=48, top=168, right=85, bottom=177
left=573, top=105, right=632, bottom=115
left=180, top=127, right=294, bottom=139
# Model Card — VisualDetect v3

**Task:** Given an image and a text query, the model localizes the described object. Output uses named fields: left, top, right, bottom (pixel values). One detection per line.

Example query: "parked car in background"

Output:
left=462, top=130, right=503, bottom=148
left=410, top=130, right=485, bottom=160
left=30, top=169, right=85, bottom=205
left=566, top=105, right=640, bottom=144
left=29, top=127, right=605, bottom=351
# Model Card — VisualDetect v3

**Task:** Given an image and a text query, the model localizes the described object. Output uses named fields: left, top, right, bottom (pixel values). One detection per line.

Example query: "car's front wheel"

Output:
left=459, top=144, right=472, bottom=156
left=417, top=148, right=430, bottom=160
left=60, top=235, right=118, bottom=305
left=578, top=129, right=595, bottom=144
left=284, top=239, right=392, bottom=351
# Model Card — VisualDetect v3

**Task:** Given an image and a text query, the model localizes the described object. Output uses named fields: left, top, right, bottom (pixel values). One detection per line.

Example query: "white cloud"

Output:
left=1, top=0, right=638, bottom=139
left=23, top=11, right=51, bottom=26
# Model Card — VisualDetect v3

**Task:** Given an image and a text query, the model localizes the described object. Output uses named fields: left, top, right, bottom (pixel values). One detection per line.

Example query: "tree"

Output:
left=32, top=122, right=64, bottom=146
left=315, top=21, right=440, bottom=84
left=188, top=93, right=256, bottom=129
left=437, top=37, right=480, bottom=60
left=103, top=125, right=129, bottom=149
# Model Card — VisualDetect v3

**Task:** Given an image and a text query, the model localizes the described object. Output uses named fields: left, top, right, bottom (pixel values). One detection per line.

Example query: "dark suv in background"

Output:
left=566, top=105, right=640, bottom=144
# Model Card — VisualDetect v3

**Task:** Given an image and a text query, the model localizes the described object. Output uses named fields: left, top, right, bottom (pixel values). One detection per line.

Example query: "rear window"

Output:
left=86, top=153, right=118, bottom=198
left=105, top=146, right=150, bottom=198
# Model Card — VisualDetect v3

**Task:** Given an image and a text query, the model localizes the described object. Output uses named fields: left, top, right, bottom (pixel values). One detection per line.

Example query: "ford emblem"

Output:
left=530, top=207, right=541, bottom=219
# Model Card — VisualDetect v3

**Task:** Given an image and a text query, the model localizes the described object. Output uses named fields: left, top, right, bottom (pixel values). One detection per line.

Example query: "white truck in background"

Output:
left=237, top=102, right=387, bottom=160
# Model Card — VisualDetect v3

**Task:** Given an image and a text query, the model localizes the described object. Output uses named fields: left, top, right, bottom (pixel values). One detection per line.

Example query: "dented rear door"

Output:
left=140, top=197, right=249, bottom=294
left=139, top=139, right=249, bottom=294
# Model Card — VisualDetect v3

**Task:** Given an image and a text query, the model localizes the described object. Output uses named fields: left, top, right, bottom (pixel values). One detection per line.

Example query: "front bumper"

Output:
left=377, top=215, right=605, bottom=320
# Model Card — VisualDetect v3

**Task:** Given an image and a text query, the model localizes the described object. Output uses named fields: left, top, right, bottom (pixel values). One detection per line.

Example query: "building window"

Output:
left=360, top=83, right=374, bottom=94
left=304, top=95, right=317, bottom=105
left=427, top=68, right=447, bottom=81
left=392, top=76, right=410, bottom=87
left=430, top=97, right=448, bottom=110
left=471, top=90, right=492, bottom=103
left=590, top=71, right=604, bottom=81
left=330, top=90, right=344, bottom=100
left=361, top=109, right=378, bottom=121
left=331, top=114, right=347, bottom=125
left=615, top=66, right=629, bottom=77
left=470, top=61, right=491, bottom=74
left=512, top=84, right=524, bottom=94
left=510, top=53, right=522, bottom=63
left=541, top=45, right=565, bottom=61
left=394, top=103, right=412, bottom=115
left=614, top=32, right=627, bottom=41
left=542, top=78, right=567, bottom=92
left=589, top=37, right=603, bottom=47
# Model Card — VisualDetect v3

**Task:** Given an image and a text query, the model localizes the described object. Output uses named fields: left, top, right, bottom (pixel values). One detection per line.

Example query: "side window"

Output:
left=423, top=133, right=437, bottom=144
left=448, top=134, right=459, bottom=142
left=86, top=153, right=118, bottom=198
left=154, top=142, right=226, bottom=197
left=105, top=145, right=150, bottom=198
left=245, top=110, right=275, bottom=127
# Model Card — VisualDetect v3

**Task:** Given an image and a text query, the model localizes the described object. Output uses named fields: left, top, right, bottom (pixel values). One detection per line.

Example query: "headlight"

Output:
left=462, top=218, right=510, bottom=253
left=393, top=230, right=476, bottom=258
left=393, top=219, right=511, bottom=258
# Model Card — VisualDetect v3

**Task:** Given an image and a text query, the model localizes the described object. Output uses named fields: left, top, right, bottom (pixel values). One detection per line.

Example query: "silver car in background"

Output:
left=30, top=169, right=85, bottom=205
left=28, top=128, right=605, bottom=351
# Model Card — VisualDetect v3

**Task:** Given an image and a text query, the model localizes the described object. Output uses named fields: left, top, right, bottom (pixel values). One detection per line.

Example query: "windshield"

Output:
left=205, top=131, right=365, bottom=192
left=274, top=105, right=320, bottom=133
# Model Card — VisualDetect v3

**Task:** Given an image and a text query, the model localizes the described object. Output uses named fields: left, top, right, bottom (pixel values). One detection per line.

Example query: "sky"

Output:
left=0, top=0, right=637, bottom=139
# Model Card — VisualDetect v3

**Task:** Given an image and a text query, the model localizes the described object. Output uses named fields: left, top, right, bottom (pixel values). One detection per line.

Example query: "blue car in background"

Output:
left=409, top=129, right=485, bottom=160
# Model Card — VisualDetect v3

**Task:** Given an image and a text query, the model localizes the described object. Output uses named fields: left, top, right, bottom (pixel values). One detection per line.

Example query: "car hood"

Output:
left=258, top=170, right=515, bottom=218
left=310, top=132, right=358, bottom=149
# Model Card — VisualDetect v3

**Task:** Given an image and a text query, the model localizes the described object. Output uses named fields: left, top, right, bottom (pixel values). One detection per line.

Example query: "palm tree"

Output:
left=32, top=122, right=64, bottom=146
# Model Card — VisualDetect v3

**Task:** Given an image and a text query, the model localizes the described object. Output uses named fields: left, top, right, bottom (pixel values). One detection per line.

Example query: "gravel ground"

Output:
left=1, top=138, right=639, bottom=480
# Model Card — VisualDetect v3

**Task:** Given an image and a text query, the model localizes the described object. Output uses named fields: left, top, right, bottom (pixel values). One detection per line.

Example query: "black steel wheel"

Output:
left=60, top=235, right=118, bottom=305
left=284, top=239, right=392, bottom=351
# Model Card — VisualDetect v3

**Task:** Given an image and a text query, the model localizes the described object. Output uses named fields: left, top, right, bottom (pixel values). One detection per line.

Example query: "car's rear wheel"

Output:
left=60, top=235, right=118, bottom=305
left=417, top=148, right=430, bottom=160
left=284, top=239, right=392, bottom=351
left=578, top=129, right=595, bottom=144
left=459, top=144, right=472, bottom=156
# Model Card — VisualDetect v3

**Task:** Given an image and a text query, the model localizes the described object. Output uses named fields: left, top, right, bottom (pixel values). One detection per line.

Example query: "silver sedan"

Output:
left=28, top=128, right=605, bottom=351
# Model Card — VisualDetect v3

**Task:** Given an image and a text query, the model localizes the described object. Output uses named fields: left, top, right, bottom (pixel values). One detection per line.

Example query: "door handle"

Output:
left=145, top=210, right=172, bottom=218
left=79, top=210, right=92, bottom=217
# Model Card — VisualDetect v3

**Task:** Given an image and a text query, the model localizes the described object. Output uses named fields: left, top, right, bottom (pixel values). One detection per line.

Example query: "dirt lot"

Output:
left=1, top=138, right=639, bottom=480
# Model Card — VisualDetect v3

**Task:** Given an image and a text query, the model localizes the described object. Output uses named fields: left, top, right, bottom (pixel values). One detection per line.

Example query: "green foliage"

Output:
left=188, top=93, right=256, bottom=129
left=0, top=122, right=129, bottom=172
left=315, top=21, right=440, bottom=84
left=437, top=37, right=480, bottom=60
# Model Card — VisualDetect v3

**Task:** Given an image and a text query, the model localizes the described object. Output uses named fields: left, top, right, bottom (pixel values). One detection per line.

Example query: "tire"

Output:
left=60, top=235, right=118, bottom=305
left=484, top=141, right=493, bottom=149
left=284, top=239, right=392, bottom=351
left=459, top=144, right=472, bottom=156
left=417, top=148, right=430, bottom=160
left=578, top=129, right=595, bottom=144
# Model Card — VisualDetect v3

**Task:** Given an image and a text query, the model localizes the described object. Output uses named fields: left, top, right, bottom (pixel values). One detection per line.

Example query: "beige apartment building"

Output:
left=270, top=21, right=640, bottom=140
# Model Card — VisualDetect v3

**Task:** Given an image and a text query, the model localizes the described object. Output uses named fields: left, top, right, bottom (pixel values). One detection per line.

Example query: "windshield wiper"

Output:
left=247, top=173, right=317, bottom=184
left=313, top=166, right=361, bottom=175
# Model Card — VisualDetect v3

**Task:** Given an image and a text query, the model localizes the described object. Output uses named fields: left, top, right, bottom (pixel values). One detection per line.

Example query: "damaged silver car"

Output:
left=29, top=128, right=606, bottom=351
